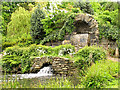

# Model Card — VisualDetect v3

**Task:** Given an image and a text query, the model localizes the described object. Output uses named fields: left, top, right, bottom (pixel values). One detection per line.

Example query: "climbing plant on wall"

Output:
left=40, top=12, right=77, bottom=44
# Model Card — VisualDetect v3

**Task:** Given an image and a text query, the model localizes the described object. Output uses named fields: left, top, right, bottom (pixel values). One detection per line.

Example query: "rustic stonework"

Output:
left=73, top=14, right=99, bottom=45
left=66, top=14, right=99, bottom=49
left=31, top=56, right=75, bottom=76
left=45, top=14, right=99, bottom=51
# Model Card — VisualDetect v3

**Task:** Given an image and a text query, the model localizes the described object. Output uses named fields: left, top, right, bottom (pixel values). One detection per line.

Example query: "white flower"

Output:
left=3, top=52, right=7, bottom=56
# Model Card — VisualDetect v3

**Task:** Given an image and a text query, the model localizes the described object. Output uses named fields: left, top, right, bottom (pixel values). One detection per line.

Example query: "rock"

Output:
left=62, top=40, right=71, bottom=45
left=70, top=34, right=89, bottom=47
left=84, top=15, right=90, bottom=23
left=35, top=65, right=40, bottom=69
left=115, top=47, right=119, bottom=58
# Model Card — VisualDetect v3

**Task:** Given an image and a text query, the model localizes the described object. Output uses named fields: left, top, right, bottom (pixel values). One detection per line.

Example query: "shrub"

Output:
left=53, top=44, right=75, bottom=56
left=74, top=46, right=106, bottom=76
left=7, top=7, right=31, bottom=39
left=83, top=60, right=118, bottom=88
left=2, top=55, right=21, bottom=72
left=2, top=42, right=16, bottom=50
left=2, top=44, right=75, bottom=73
left=75, top=46, right=106, bottom=62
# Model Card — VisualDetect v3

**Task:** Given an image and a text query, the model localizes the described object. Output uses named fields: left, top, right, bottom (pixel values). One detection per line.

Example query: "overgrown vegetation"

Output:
left=1, top=60, right=118, bottom=88
left=83, top=60, right=118, bottom=88
left=1, top=44, right=75, bottom=73
left=1, top=1, right=119, bottom=88
left=74, top=46, right=106, bottom=76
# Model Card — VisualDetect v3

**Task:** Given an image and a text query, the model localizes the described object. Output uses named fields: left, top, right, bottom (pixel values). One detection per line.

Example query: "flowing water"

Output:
left=0, top=65, right=54, bottom=83
left=18, top=65, right=53, bottom=79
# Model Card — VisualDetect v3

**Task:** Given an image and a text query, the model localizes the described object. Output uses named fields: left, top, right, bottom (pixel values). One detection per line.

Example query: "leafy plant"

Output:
left=40, top=13, right=77, bottom=44
left=7, top=7, right=31, bottom=39
left=74, top=46, right=106, bottom=76
left=75, top=46, right=106, bottom=62
left=83, top=60, right=118, bottom=88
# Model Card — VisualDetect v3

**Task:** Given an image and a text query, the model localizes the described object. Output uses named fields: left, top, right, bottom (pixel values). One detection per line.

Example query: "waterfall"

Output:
left=14, top=65, right=53, bottom=79
left=37, top=65, right=53, bottom=74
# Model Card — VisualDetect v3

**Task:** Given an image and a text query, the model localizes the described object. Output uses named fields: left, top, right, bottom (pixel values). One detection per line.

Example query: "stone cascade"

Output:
left=31, top=56, right=75, bottom=76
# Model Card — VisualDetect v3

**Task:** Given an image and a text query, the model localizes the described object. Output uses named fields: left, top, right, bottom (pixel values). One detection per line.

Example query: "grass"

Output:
left=0, top=59, right=118, bottom=88
left=1, top=76, right=83, bottom=88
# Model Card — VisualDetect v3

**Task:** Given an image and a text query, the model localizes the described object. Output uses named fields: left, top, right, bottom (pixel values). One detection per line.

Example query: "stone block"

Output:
left=84, top=15, right=89, bottom=23
left=62, top=40, right=71, bottom=45
left=81, top=14, right=85, bottom=21
left=45, top=42, right=51, bottom=46
left=70, top=34, right=89, bottom=47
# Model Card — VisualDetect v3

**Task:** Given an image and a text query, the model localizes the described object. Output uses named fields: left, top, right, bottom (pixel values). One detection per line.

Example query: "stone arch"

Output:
left=74, top=14, right=99, bottom=46
left=31, top=56, right=75, bottom=76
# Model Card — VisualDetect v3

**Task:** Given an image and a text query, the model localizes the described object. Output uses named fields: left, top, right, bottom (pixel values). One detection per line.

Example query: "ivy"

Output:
left=40, top=13, right=77, bottom=44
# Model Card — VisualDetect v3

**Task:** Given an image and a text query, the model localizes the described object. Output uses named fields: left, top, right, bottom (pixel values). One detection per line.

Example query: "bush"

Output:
left=75, top=46, right=106, bottom=62
left=2, top=44, right=75, bottom=73
left=74, top=46, right=106, bottom=76
left=53, top=44, right=75, bottom=56
left=2, top=55, right=21, bottom=72
left=30, top=4, right=45, bottom=43
left=2, top=42, right=16, bottom=50
left=83, top=60, right=118, bottom=88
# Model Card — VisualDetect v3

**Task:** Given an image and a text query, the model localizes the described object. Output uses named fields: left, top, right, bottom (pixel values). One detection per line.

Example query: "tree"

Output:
left=30, top=4, right=45, bottom=43
left=1, top=1, right=35, bottom=36
left=7, top=7, right=31, bottom=38
left=2, top=2, right=19, bottom=35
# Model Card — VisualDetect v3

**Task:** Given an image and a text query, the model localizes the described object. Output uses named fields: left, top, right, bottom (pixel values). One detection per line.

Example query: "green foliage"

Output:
left=83, top=60, right=118, bottom=88
left=74, top=46, right=106, bottom=76
left=108, top=48, right=115, bottom=57
left=75, top=46, right=106, bottom=62
left=30, top=4, right=45, bottom=43
left=74, top=2, right=94, bottom=15
left=53, top=44, right=75, bottom=56
left=42, top=10, right=69, bottom=35
left=91, top=2, right=119, bottom=42
left=2, top=42, right=16, bottom=50
left=1, top=2, right=35, bottom=36
left=0, top=16, right=5, bottom=35
left=1, top=76, right=83, bottom=88
left=99, top=2, right=118, bottom=11
left=41, top=13, right=77, bottom=44
left=7, top=7, right=31, bottom=38
left=2, top=34, right=33, bottom=50
left=2, top=55, right=21, bottom=72
left=2, top=2, right=19, bottom=35
left=2, top=44, right=75, bottom=73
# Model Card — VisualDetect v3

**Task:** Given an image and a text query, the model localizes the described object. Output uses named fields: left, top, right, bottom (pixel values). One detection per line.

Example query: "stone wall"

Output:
left=99, top=38, right=117, bottom=50
left=31, top=56, right=75, bottom=76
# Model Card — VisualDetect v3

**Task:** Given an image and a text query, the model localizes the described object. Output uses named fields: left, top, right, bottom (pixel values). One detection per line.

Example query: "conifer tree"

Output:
left=30, top=4, right=45, bottom=43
